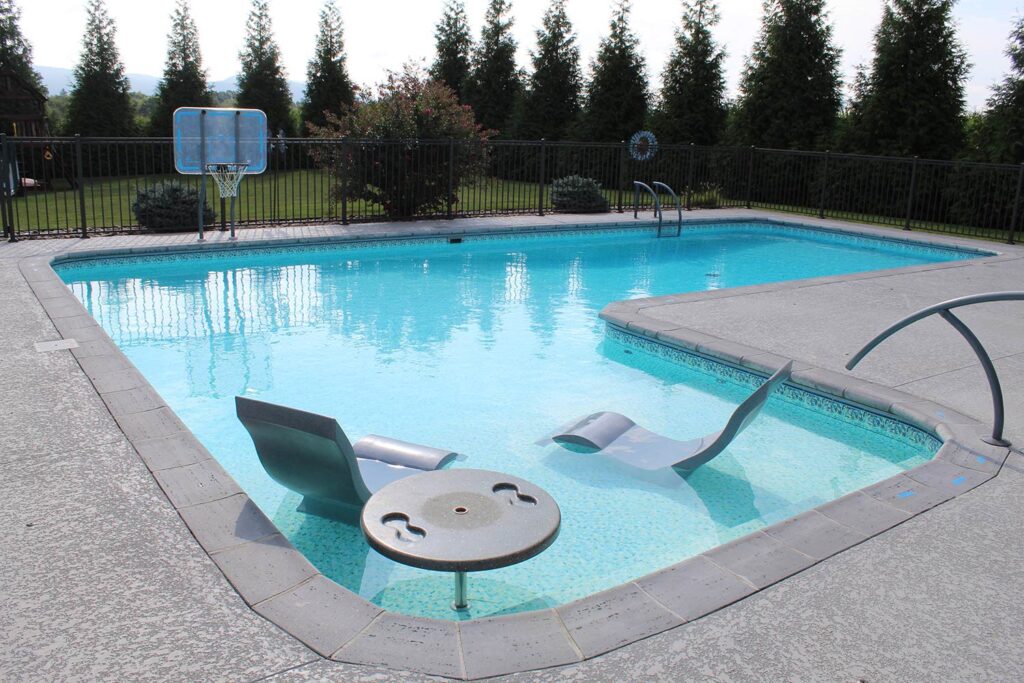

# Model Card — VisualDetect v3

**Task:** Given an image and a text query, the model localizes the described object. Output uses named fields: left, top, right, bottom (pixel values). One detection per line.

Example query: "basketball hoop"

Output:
left=206, top=162, right=248, bottom=198
left=173, top=106, right=268, bottom=241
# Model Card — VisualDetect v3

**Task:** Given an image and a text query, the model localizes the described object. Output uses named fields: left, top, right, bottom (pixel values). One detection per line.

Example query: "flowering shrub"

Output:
left=309, top=66, right=491, bottom=217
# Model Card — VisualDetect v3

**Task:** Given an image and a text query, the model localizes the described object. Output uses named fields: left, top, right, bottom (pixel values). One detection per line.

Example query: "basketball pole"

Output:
left=198, top=109, right=207, bottom=242
left=231, top=111, right=241, bottom=240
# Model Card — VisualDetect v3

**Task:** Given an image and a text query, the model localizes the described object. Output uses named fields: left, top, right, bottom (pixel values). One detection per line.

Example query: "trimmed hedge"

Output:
left=550, top=175, right=610, bottom=213
left=132, top=182, right=214, bottom=232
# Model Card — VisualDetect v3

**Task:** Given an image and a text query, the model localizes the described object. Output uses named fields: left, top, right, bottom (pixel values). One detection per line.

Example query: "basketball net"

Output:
left=206, top=162, right=248, bottom=198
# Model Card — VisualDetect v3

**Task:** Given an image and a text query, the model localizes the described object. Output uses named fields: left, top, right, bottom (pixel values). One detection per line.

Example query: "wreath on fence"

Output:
left=628, top=130, right=659, bottom=161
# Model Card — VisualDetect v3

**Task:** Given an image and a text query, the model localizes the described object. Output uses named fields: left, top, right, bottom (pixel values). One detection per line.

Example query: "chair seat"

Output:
left=354, top=434, right=457, bottom=471
left=355, top=457, right=424, bottom=493
left=550, top=361, right=793, bottom=475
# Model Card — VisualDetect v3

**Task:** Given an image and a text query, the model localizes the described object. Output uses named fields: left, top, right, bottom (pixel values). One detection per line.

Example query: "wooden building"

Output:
left=0, top=69, right=48, bottom=137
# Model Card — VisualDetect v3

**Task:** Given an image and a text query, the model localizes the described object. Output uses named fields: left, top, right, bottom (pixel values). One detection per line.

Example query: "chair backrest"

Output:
left=674, top=361, right=793, bottom=474
left=719, top=361, right=793, bottom=443
left=235, top=396, right=372, bottom=506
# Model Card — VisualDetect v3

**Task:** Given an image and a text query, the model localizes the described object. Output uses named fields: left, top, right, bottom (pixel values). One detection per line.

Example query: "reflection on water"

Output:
left=59, top=225, right=954, bottom=619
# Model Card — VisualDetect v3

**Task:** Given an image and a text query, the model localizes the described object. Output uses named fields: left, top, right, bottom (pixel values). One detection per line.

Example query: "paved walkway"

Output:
left=2, top=212, right=1022, bottom=682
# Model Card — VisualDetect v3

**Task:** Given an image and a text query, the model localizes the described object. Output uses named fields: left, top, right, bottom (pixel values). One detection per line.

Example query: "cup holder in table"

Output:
left=381, top=512, right=426, bottom=543
left=492, top=482, right=538, bottom=507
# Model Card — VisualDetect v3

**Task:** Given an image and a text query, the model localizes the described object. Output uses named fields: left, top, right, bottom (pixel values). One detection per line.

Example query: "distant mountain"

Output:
left=128, top=72, right=161, bottom=94
left=38, top=66, right=160, bottom=96
left=209, top=75, right=238, bottom=93
left=37, top=66, right=70, bottom=94
left=37, top=65, right=304, bottom=101
left=209, top=76, right=306, bottom=101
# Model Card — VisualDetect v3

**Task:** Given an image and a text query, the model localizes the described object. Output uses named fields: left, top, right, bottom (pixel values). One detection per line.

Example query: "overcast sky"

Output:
left=21, top=0, right=1024, bottom=110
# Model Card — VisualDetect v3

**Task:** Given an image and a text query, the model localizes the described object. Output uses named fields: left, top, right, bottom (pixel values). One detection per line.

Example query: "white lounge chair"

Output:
left=551, top=362, right=793, bottom=474
left=235, top=396, right=457, bottom=523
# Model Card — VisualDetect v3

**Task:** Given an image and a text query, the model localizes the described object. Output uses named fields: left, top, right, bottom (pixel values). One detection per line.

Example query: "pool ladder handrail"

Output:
left=652, top=182, right=683, bottom=237
left=633, top=181, right=682, bottom=237
left=847, top=291, right=1024, bottom=448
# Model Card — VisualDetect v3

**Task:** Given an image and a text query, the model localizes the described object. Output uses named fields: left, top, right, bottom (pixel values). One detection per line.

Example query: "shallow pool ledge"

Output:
left=17, top=225, right=1015, bottom=681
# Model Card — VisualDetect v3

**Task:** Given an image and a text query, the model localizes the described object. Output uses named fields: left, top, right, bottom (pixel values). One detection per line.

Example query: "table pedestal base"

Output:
left=452, top=571, right=469, bottom=611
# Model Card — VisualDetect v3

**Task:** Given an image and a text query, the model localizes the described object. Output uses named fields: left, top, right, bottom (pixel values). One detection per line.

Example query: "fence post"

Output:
left=818, top=151, right=830, bottom=219
left=537, top=139, right=546, bottom=217
left=904, top=155, right=919, bottom=231
left=0, top=134, right=14, bottom=242
left=446, top=138, right=455, bottom=220
left=75, top=134, right=88, bottom=238
left=617, top=140, right=626, bottom=213
left=1008, top=163, right=1024, bottom=245
left=340, top=137, right=348, bottom=225
left=685, top=143, right=695, bottom=211
left=745, top=146, right=755, bottom=209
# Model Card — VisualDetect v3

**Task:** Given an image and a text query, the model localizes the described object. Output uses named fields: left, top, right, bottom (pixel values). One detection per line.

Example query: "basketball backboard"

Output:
left=173, top=107, right=268, bottom=175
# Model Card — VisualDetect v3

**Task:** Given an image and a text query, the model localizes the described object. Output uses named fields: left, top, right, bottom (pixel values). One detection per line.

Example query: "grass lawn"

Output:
left=752, top=200, right=1015, bottom=243
left=5, top=169, right=1012, bottom=244
left=9, top=170, right=561, bottom=233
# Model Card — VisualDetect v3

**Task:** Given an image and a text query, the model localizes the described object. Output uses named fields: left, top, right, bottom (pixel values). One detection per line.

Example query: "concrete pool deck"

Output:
left=2, top=210, right=1023, bottom=681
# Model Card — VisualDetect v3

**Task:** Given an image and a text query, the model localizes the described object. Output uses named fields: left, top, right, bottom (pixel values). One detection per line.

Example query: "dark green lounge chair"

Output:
left=235, top=396, right=458, bottom=523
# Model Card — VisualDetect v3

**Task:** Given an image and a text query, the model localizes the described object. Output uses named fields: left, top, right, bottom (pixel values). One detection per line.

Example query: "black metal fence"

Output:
left=1, top=134, right=1021, bottom=243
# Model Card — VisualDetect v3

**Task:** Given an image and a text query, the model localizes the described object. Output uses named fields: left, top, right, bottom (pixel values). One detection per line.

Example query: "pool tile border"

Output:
left=604, top=325, right=941, bottom=452
left=17, top=216, right=1015, bottom=680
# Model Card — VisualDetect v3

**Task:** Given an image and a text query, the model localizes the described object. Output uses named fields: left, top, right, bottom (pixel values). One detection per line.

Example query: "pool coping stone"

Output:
left=330, top=611, right=464, bottom=678
left=254, top=575, right=384, bottom=659
left=17, top=212, right=1018, bottom=680
left=633, top=555, right=757, bottom=623
left=554, top=582, right=685, bottom=659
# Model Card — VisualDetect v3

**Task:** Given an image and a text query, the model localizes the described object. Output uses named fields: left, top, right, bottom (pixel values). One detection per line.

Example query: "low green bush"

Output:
left=550, top=175, right=610, bottom=213
left=691, top=182, right=722, bottom=208
left=132, top=182, right=214, bottom=232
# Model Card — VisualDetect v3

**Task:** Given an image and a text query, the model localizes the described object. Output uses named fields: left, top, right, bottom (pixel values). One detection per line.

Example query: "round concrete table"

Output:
left=360, top=468, right=560, bottom=610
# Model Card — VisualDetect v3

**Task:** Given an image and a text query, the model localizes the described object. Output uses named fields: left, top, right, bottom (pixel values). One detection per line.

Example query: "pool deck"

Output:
left=2, top=211, right=1023, bottom=682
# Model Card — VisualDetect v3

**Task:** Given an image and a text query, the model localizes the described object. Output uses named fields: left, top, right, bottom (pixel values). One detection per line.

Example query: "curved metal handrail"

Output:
left=633, top=181, right=662, bottom=234
left=652, top=181, right=683, bottom=236
left=846, top=291, right=1024, bottom=447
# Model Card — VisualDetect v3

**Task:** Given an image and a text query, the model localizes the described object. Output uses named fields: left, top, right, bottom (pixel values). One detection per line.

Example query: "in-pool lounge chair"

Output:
left=551, top=361, right=793, bottom=475
left=235, top=396, right=458, bottom=522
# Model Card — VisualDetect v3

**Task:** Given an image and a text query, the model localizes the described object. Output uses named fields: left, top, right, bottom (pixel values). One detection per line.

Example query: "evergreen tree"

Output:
left=972, top=17, right=1024, bottom=163
left=65, top=0, right=136, bottom=136
left=302, top=0, right=353, bottom=133
left=0, top=0, right=43, bottom=92
left=581, top=1, right=648, bottom=143
left=733, top=0, right=841, bottom=149
left=659, top=0, right=726, bottom=145
left=148, top=0, right=211, bottom=137
left=430, top=0, right=472, bottom=101
left=518, top=0, right=581, bottom=140
left=833, top=63, right=870, bottom=151
left=465, top=0, right=520, bottom=133
left=237, top=0, right=294, bottom=136
left=853, top=0, right=969, bottom=159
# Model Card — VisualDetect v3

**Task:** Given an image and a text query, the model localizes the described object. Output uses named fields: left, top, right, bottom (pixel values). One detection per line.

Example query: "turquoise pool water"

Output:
left=57, top=222, right=979, bottom=619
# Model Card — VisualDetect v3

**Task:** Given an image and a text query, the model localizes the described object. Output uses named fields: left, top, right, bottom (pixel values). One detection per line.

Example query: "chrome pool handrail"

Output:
left=652, top=182, right=682, bottom=237
left=847, top=291, right=1024, bottom=447
left=633, top=181, right=662, bottom=234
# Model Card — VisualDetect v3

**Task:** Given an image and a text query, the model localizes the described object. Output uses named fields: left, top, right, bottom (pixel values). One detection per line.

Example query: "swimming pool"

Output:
left=57, top=221, right=982, bottom=619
